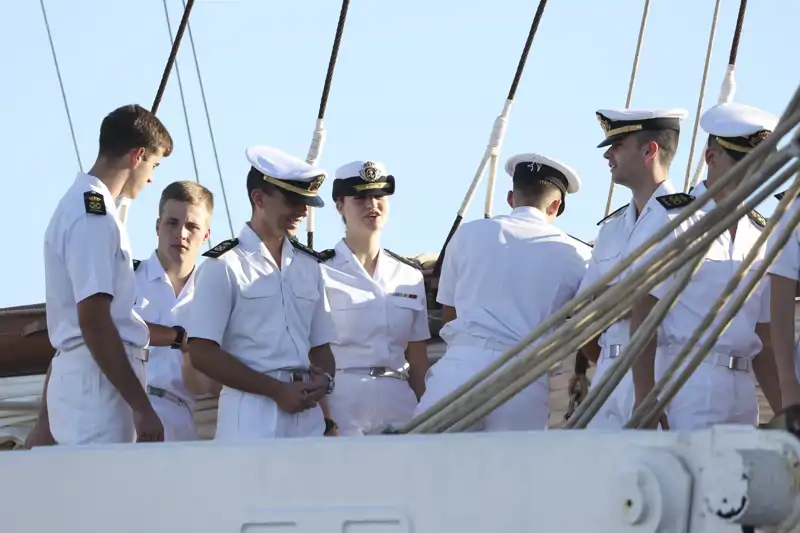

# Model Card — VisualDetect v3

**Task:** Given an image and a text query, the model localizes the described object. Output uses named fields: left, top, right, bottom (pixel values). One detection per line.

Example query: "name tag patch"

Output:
left=391, top=292, right=418, bottom=300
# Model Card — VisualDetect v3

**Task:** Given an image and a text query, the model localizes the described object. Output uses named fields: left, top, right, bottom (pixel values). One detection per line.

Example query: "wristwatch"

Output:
left=324, top=372, right=335, bottom=395
left=170, top=325, right=186, bottom=350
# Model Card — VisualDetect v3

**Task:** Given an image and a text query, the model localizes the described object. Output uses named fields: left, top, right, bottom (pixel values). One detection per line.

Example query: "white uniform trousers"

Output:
left=214, top=369, right=324, bottom=441
left=586, top=345, right=635, bottom=430
left=413, top=344, right=550, bottom=431
left=327, top=372, right=419, bottom=435
left=148, top=391, right=198, bottom=441
left=47, top=343, right=147, bottom=445
left=655, top=345, right=758, bottom=430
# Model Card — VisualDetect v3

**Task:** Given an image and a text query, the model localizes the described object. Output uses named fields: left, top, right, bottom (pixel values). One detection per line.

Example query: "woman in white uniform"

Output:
left=322, top=160, right=431, bottom=435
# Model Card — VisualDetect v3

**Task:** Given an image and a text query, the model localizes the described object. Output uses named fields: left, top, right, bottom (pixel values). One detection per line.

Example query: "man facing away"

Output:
left=578, top=107, right=690, bottom=430
left=187, top=145, right=337, bottom=441
left=630, top=101, right=782, bottom=430
left=38, top=104, right=191, bottom=445
left=135, top=181, right=221, bottom=441
left=413, top=153, right=591, bottom=431
left=26, top=180, right=220, bottom=445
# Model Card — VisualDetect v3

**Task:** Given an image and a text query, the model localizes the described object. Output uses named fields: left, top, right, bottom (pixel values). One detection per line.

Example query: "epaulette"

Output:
left=748, top=209, right=767, bottom=229
left=596, top=204, right=627, bottom=226
left=656, top=192, right=695, bottom=210
left=203, top=238, right=239, bottom=259
left=384, top=249, right=423, bottom=270
left=289, top=238, right=335, bottom=262
left=133, top=259, right=141, bottom=272
left=84, top=191, right=107, bottom=216
left=775, top=191, right=785, bottom=201
left=568, top=234, right=594, bottom=249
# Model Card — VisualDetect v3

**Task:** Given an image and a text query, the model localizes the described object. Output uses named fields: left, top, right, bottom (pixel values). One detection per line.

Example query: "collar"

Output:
left=76, top=172, right=114, bottom=199
left=510, top=206, right=549, bottom=223
left=237, top=224, right=295, bottom=267
left=143, top=250, right=168, bottom=282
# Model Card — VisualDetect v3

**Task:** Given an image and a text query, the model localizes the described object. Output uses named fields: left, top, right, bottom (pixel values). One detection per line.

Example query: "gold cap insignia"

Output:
left=596, top=113, right=611, bottom=133
left=748, top=129, right=771, bottom=147
left=308, top=175, right=325, bottom=193
left=359, top=161, right=382, bottom=183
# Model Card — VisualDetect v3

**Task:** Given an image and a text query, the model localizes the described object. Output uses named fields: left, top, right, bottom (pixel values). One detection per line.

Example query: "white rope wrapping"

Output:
left=689, top=64, right=738, bottom=189
left=115, top=196, right=132, bottom=226
left=458, top=99, right=511, bottom=217
left=483, top=155, right=501, bottom=218
left=305, top=118, right=326, bottom=236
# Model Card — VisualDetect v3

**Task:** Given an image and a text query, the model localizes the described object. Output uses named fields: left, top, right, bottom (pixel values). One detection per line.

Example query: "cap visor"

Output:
left=279, top=189, right=325, bottom=208
left=597, top=132, right=631, bottom=148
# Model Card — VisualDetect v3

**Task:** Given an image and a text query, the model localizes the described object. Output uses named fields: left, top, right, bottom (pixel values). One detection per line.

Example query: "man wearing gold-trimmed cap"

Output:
left=631, top=102, right=782, bottom=431
left=186, top=145, right=338, bottom=441
left=578, top=108, right=692, bottom=430
left=414, top=152, right=591, bottom=431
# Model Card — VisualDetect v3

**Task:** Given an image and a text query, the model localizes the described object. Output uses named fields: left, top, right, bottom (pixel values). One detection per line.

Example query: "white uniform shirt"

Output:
left=187, top=224, right=336, bottom=373
left=579, top=180, right=687, bottom=352
left=437, top=206, right=591, bottom=351
left=134, top=251, right=196, bottom=404
left=322, top=240, right=430, bottom=370
left=768, top=198, right=800, bottom=281
left=651, top=180, right=770, bottom=358
left=43, top=172, right=148, bottom=351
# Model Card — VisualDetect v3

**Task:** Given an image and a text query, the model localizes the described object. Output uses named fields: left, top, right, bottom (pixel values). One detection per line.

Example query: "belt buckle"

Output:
left=369, top=366, right=387, bottom=377
left=608, top=344, right=622, bottom=359
left=728, top=356, right=748, bottom=372
left=139, top=348, right=149, bottom=363
left=289, top=370, right=308, bottom=383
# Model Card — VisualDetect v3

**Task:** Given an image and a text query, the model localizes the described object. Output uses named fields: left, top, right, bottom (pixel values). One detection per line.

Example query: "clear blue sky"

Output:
left=1, top=0, right=797, bottom=307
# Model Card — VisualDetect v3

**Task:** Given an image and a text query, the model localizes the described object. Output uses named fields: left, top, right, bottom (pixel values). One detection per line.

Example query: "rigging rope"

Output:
left=161, top=0, right=212, bottom=251
left=433, top=0, right=549, bottom=277
left=602, top=0, right=650, bottom=217
left=179, top=0, right=235, bottom=240
left=39, top=0, right=82, bottom=173
left=482, top=0, right=548, bottom=220
left=118, top=0, right=196, bottom=227
left=682, top=0, right=723, bottom=193
left=687, top=0, right=749, bottom=190
left=152, top=0, right=195, bottom=114
left=305, top=0, right=351, bottom=249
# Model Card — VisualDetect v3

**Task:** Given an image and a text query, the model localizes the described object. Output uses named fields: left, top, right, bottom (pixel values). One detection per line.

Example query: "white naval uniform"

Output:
left=321, top=240, right=431, bottom=435
left=767, top=198, right=800, bottom=382
left=187, top=225, right=336, bottom=441
left=651, top=181, right=770, bottom=430
left=580, top=180, right=689, bottom=430
left=134, top=252, right=199, bottom=441
left=43, top=172, right=149, bottom=445
left=414, top=206, right=591, bottom=431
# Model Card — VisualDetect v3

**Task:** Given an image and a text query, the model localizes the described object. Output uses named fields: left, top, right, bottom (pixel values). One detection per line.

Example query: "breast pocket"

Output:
left=327, top=286, right=378, bottom=344
left=387, top=293, right=424, bottom=340
left=291, top=278, right=320, bottom=324
left=240, top=277, right=281, bottom=331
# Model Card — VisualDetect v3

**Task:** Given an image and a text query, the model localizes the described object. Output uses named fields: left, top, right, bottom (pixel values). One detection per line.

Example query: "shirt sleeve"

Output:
left=187, top=259, right=235, bottom=345
left=409, top=272, right=432, bottom=342
left=436, top=228, right=461, bottom=307
left=767, top=207, right=800, bottom=281
left=63, top=215, right=121, bottom=303
left=310, top=266, right=337, bottom=347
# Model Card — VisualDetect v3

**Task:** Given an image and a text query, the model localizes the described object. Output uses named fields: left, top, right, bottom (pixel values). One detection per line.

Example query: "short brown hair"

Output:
left=634, top=129, right=679, bottom=167
left=158, top=181, right=214, bottom=217
left=98, top=104, right=174, bottom=159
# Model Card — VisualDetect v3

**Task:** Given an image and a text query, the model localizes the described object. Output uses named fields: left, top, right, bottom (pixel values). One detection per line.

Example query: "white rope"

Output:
left=604, top=0, right=650, bottom=217
left=481, top=100, right=511, bottom=218
left=682, top=0, right=723, bottom=193
left=305, top=118, right=326, bottom=238
left=39, top=0, right=82, bottom=174
left=689, top=64, right=738, bottom=189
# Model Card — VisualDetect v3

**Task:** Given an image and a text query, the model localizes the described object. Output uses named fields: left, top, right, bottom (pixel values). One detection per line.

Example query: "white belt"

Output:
left=659, top=344, right=751, bottom=373
left=447, top=336, right=512, bottom=352
left=266, top=367, right=311, bottom=383
left=600, top=344, right=623, bottom=362
left=57, top=342, right=149, bottom=362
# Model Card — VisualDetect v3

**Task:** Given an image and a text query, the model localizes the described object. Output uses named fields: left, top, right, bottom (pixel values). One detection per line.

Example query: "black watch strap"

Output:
left=170, top=325, right=186, bottom=349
